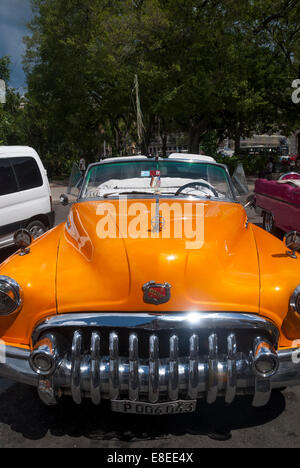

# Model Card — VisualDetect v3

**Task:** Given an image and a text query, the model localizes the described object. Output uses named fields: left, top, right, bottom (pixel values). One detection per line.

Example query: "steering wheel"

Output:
left=175, top=181, right=219, bottom=198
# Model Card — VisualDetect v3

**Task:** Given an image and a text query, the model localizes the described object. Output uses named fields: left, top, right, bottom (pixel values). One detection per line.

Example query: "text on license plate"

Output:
left=111, top=400, right=197, bottom=415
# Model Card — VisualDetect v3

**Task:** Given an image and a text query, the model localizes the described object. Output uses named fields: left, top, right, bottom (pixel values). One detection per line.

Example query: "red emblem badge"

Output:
left=142, top=281, right=171, bottom=305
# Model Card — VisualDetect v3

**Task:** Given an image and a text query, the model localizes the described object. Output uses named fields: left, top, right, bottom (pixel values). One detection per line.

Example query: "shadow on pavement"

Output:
left=0, top=383, right=286, bottom=442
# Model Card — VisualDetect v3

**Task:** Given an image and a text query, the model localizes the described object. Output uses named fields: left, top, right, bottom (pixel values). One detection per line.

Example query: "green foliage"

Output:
left=0, top=56, right=25, bottom=145
left=0, top=56, right=10, bottom=83
left=217, top=153, right=282, bottom=176
left=200, top=131, right=219, bottom=158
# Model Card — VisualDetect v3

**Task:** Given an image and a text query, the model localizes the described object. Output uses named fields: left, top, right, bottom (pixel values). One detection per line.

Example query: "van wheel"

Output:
left=263, top=212, right=275, bottom=234
left=26, top=220, right=47, bottom=239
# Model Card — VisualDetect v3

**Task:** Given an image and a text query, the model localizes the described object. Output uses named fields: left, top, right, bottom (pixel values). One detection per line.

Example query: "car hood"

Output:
left=56, top=199, right=260, bottom=314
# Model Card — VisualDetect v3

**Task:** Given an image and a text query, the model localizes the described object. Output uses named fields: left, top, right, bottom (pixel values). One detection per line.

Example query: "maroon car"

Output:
left=254, top=172, right=300, bottom=234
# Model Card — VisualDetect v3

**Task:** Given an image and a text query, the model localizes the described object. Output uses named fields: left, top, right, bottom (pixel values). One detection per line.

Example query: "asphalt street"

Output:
left=0, top=194, right=299, bottom=448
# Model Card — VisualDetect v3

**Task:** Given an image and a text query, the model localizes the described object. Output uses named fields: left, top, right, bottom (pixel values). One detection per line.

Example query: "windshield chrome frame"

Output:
left=77, top=158, right=237, bottom=203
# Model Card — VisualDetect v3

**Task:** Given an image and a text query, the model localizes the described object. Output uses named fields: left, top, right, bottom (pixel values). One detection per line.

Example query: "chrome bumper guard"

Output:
left=1, top=313, right=300, bottom=409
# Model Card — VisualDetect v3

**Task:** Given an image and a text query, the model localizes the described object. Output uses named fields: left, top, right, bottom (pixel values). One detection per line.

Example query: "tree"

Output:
left=0, top=56, right=24, bottom=145
left=23, top=0, right=300, bottom=170
left=154, top=0, right=300, bottom=151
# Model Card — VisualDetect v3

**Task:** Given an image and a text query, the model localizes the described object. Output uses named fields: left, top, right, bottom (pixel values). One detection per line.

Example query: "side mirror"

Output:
left=284, top=231, right=300, bottom=259
left=60, top=194, right=69, bottom=206
left=244, top=194, right=256, bottom=210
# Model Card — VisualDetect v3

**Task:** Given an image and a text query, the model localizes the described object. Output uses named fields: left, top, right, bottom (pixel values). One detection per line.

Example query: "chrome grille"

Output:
left=32, top=312, right=280, bottom=408
left=59, top=329, right=252, bottom=405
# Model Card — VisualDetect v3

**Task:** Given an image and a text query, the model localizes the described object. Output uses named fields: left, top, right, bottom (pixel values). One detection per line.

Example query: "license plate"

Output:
left=111, top=400, right=197, bottom=415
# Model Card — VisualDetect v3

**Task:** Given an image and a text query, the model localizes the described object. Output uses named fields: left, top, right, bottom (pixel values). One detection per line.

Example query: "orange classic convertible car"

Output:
left=1, top=154, right=300, bottom=415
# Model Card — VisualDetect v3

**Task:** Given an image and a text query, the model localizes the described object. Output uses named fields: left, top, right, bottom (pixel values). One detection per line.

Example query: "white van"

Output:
left=0, top=146, right=55, bottom=248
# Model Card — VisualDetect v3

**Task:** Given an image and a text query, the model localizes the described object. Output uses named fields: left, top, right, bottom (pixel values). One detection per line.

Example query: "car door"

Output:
left=9, top=156, right=50, bottom=223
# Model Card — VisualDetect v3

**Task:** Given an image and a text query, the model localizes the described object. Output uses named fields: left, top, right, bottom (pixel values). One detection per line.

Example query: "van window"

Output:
left=0, top=158, right=18, bottom=196
left=10, top=157, right=43, bottom=191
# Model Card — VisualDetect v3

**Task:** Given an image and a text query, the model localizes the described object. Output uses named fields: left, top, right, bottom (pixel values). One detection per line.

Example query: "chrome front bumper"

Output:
left=1, top=312, right=300, bottom=409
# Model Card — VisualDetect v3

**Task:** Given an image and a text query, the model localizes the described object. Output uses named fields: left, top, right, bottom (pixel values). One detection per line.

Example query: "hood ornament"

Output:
left=142, top=281, right=171, bottom=305
left=151, top=215, right=166, bottom=233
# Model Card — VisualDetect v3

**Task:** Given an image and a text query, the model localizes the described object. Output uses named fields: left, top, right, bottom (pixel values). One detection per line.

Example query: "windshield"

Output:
left=81, top=160, right=234, bottom=200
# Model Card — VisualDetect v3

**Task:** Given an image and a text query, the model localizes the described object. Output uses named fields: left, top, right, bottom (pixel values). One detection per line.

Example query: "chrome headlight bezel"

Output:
left=290, top=285, right=300, bottom=315
left=0, top=276, right=23, bottom=316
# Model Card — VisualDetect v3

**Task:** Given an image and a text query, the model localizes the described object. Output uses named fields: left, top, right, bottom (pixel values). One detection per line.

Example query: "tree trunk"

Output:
left=234, top=133, right=241, bottom=154
left=161, top=133, right=167, bottom=157
left=189, top=127, right=200, bottom=154
left=188, top=118, right=206, bottom=154
left=141, top=140, right=148, bottom=155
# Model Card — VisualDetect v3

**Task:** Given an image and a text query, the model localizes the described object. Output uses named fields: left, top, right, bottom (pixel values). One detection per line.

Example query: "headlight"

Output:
left=290, top=285, right=300, bottom=315
left=0, top=276, right=23, bottom=316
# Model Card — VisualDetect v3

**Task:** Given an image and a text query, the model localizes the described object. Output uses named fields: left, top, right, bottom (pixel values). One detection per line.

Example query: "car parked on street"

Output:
left=254, top=171, right=300, bottom=234
left=1, top=154, right=300, bottom=415
left=0, top=146, right=55, bottom=249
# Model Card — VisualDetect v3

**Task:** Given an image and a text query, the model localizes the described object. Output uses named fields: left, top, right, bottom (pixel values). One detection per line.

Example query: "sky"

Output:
left=0, top=0, right=32, bottom=92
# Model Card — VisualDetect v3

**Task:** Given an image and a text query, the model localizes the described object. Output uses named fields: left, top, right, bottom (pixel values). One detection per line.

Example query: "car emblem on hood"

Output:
left=142, top=281, right=171, bottom=305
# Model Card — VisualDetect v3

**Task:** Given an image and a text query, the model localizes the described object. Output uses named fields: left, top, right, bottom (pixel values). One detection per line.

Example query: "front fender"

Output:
left=0, top=224, right=64, bottom=346
left=251, top=224, right=300, bottom=347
